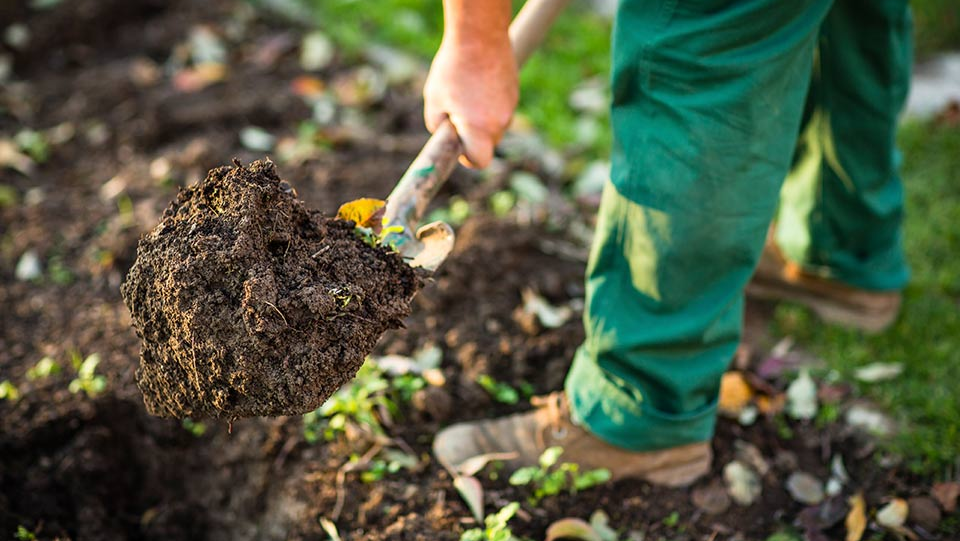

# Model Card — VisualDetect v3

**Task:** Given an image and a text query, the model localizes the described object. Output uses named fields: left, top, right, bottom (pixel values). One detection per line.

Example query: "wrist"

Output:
left=441, top=0, right=512, bottom=48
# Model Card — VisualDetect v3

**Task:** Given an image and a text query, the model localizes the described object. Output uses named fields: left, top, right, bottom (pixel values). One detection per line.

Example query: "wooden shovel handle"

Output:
left=383, top=0, right=571, bottom=232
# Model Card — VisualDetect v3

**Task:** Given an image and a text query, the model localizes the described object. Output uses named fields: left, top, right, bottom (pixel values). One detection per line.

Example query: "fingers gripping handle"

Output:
left=383, top=0, right=570, bottom=234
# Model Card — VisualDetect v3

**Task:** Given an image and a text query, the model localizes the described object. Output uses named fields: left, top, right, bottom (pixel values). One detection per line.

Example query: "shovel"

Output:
left=382, top=0, right=570, bottom=272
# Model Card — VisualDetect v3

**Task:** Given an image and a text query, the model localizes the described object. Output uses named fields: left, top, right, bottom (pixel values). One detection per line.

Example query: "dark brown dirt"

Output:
left=122, top=160, right=421, bottom=418
left=1, top=0, right=954, bottom=540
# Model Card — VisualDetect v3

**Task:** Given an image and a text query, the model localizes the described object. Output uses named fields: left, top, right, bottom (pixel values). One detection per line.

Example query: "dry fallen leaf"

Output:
left=854, top=362, right=903, bottom=383
left=453, top=475, right=484, bottom=523
left=932, top=481, right=960, bottom=513
left=845, top=492, right=867, bottom=541
left=545, top=518, right=602, bottom=541
left=786, top=369, right=818, bottom=420
left=291, top=75, right=326, bottom=98
left=173, top=62, right=227, bottom=93
left=336, top=198, right=386, bottom=234
left=718, top=371, right=754, bottom=417
left=756, top=393, right=786, bottom=415
left=520, top=288, right=573, bottom=329
left=876, top=498, right=909, bottom=529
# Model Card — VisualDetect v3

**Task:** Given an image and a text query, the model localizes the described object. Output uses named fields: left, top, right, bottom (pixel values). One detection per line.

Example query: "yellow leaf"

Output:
left=336, top=198, right=386, bottom=233
left=756, top=393, right=786, bottom=415
left=846, top=492, right=867, bottom=541
left=718, top=371, right=753, bottom=417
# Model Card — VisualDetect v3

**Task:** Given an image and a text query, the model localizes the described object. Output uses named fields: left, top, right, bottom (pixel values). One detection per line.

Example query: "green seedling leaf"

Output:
left=68, top=353, right=106, bottom=397
left=14, top=525, right=37, bottom=541
left=662, top=511, right=680, bottom=527
left=0, top=184, right=18, bottom=207
left=489, top=190, right=516, bottom=217
left=508, top=466, right=538, bottom=486
left=27, top=356, right=61, bottom=380
left=539, top=446, right=563, bottom=468
left=573, top=468, right=611, bottom=491
left=476, top=375, right=519, bottom=405
left=182, top=417, right=207, bottom=437
left=0, top=380, right=21, bottom=402
left=14, top=129, right=49, bottom=163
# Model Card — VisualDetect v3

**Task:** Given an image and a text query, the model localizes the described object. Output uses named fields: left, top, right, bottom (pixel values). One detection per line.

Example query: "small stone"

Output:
left=907, top=496, right=941, bottom=531
left=774, top=450, right=799, bottom=471
left=723, top=460, right=762, bottom=506
left=786, top=472, right=825, bottom=505
left=734, top=440, right=770, bottom=476
left=692, top=481, right=731, bottom=514
left=412, top=386, right=452, bottom=423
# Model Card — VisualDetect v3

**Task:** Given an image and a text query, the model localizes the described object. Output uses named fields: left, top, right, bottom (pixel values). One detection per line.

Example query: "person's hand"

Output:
left=424, top=35, right=518, bottom=169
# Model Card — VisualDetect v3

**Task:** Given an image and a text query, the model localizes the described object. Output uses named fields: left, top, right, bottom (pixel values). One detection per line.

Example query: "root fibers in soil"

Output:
left=121, top=159, right=421, bottom=419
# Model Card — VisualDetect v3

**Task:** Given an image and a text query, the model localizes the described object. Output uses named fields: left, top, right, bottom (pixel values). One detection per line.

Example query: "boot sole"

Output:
left=746, top=279, right=898, bottom=333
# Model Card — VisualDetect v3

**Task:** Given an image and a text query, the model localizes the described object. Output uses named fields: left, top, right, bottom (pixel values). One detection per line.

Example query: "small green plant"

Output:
left=14, top=129, right=50, bottom=163
left=353, top=449, right=418, bottom=483
left=508, top=447, right=611, bottom=503
left=27, top=356, right=62, bottom=380
left=68, top=352, right=107, bottom=397
left=14, top=525, right=37, bottom=540
left=460, top=502, right=522, bottom=541
left=815, top=402, right=841, bottom=428
left=476, top=375, right=519, bottom=405
left=0, top=380, right=21, bottom=402
left=182, top=418, right=207, bottom=437
left=391, top=372, right=426, bottom=402
left=303, top=360, right=397, bottom=442
left=662, top=511, right=680, bottom=528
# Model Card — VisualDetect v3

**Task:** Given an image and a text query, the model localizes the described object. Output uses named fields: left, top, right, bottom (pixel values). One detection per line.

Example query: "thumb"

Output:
left=450, top=117, right=496, bottom=169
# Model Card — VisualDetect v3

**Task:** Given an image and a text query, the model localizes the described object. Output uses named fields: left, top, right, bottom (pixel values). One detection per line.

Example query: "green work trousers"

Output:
left=566, top=0, right=912, bottom=451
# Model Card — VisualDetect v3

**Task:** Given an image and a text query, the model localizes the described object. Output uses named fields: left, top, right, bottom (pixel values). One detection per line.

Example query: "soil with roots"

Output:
left=122, top=159, right=420, bottom=419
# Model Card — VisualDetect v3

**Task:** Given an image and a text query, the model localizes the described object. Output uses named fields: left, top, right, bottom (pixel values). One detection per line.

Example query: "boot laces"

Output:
left=531, top=392, right=569, bottom=444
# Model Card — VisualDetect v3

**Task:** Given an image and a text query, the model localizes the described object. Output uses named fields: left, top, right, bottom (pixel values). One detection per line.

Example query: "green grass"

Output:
left=774, top=121, right=960, bottom=474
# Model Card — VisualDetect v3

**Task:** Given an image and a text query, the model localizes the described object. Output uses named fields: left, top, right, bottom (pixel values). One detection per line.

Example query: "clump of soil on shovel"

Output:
left=121, top=159, right=421, bottom=419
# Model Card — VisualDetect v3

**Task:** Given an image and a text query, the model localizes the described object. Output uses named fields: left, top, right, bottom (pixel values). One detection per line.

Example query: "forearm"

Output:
left=441, top=0, right=512, bottom=46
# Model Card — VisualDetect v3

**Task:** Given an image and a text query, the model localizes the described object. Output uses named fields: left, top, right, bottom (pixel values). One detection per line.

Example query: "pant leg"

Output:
left=565, top=0, right=832, bottom=451
left=776, top=0, right=912, bottom=291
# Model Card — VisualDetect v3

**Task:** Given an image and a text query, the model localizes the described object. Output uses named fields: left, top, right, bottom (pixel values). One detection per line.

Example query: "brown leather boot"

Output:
left=432, top=392, right=711, bottom=488
left=746, top=242, right=901, bottom=333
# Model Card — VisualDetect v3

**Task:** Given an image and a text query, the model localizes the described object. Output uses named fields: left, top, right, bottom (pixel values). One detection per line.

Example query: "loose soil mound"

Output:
left=121, top=159, right=421, bottom=419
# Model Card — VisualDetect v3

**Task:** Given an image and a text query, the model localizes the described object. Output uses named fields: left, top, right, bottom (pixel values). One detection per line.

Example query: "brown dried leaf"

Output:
left=453, top=475, right=484, bottom=523
left=845, top=492, right=866, bottom=541
left=336, top=198, right=386, bottom=234
left=718, top=371, right=753, bottom=417
left=932, top=481, right=960, bottom=513
left=545, top=518, right=602, bottom=541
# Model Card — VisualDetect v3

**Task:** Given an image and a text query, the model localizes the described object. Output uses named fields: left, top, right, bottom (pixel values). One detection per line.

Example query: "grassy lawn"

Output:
left=774, top=121, right=960, bottom=474
left=291, top=0, right=959, bottom=474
